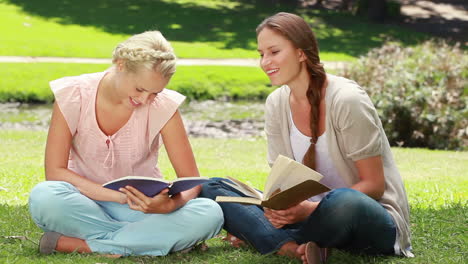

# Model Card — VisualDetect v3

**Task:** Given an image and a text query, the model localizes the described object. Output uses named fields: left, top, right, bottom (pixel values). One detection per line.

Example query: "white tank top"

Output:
left=289, top=110, right=347, bottom=201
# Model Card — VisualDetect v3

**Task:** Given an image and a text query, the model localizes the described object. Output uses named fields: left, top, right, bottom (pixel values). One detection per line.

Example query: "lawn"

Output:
left=0, top=0, right=428, bottom=61
left=0, top=131, right=466, bottom=263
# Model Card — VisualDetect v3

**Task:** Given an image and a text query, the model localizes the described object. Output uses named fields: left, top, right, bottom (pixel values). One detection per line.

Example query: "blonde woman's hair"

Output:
left=112, top=31, right=176, bottom=78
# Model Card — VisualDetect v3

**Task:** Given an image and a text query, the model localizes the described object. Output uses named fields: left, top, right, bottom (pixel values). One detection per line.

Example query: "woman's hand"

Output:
left=120, top=186, right=180, bottom=214
left=264, top=200, right=318, bottom=228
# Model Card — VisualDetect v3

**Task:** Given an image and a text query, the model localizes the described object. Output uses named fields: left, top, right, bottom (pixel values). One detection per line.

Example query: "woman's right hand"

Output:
left=264, top=200, right=318, bottom=228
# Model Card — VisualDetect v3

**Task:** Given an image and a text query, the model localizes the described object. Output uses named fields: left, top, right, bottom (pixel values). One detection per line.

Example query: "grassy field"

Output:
left=0, top=0, right=428, bottom=61
left=0, top=63, right=274, bottom=103
left=0, top=131, right=466, bottom=263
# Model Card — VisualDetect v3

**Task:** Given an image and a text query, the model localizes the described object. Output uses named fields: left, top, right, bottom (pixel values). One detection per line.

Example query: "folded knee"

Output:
left=29, top=181, right=77, bottom=220
left=197, top=198, right=224, bottom=225
left=30, top=181, right=74, bottom=202
left=320, top=188, right=379, bottom=221
left=189, top=198, right=224, bottom=232
left=199, top=177, right=229, bottom=199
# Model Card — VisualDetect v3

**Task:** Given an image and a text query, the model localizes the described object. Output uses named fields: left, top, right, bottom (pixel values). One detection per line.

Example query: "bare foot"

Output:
left=296, top=243, right=308, bottom=264
left=277, top=241, right=301, bottom=259
left=297, top=242, right=329, bottom=264
left=56, top=236, right=122, bottom=257
left=222, top=233, right=246, bottom=248
left=55, top=236, right=92, bottom=253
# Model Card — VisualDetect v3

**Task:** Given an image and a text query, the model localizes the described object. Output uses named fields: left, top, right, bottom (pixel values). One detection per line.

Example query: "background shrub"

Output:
left=341, top=40, right=467, bottom=150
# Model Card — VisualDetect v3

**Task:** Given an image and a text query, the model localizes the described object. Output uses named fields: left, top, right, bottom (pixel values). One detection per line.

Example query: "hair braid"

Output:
left=112, top=31, right=177, bottom=78
left=257, top=12, right=327, bottom=170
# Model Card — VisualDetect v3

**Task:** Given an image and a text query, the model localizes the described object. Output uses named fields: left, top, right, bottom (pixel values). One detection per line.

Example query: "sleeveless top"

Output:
left=50, top=71, right=185, bottom=184
left=288, top=110, right=346, bottom=202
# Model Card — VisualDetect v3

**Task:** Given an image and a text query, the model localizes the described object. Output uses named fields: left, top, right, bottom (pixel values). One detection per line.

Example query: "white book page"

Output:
left=264, top=155, right=324, bottom=199
left=215, top=196, right=262, bottom=206
left=226, top=176, right=263, bottom=200
left=263, top=155, right=289, bottom=196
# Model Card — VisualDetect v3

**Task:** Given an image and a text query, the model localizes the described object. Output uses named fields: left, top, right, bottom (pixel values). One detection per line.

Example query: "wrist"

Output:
left=117, top=192, right=127, bottom=204
left=171, top=194, right=187, bottom=209
left=304, top=201, right=318, bottom=215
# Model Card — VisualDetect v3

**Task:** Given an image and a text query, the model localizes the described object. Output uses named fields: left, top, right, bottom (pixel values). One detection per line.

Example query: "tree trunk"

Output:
left=367, top=0, right=387, bottom=22
left=268, top=0, right=299, bottom=6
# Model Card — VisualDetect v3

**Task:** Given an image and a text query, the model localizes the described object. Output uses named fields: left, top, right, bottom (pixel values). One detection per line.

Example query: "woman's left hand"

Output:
left=264, top=200, right=318, bottom=228
left=120, top=186, right=180, bottom=214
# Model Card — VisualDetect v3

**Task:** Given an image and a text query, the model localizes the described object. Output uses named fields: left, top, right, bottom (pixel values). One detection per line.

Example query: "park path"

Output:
left=0, top=56, right=346, bottom=70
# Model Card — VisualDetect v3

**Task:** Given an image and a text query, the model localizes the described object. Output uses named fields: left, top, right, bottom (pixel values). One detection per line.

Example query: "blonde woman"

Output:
left=200, top=13, right=412, bottom=264
left=29, top=31, right=223, bottom=256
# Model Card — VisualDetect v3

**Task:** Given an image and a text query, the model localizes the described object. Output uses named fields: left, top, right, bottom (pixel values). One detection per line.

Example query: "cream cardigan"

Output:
left=264, top=74, right=413, bottom=257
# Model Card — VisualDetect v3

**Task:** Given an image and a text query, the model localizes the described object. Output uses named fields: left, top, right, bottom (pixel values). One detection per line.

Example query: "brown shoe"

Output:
left=39, top=232, right=62, bottom=254
left=305, top=242, right=330, bottom=264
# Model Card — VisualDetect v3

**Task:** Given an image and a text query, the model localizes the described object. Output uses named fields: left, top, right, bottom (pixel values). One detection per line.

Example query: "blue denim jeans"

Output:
left=200, top=177, right=396, bottom=255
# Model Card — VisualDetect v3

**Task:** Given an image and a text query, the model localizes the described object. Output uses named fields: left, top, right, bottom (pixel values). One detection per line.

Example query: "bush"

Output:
left=340, top=40, right=468, bottom=150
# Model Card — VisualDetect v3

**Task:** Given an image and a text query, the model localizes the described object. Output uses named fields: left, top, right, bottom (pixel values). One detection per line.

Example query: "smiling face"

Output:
left=113, top=66, right=169, bottom=109
left=257, top=28, right=305, bottom=86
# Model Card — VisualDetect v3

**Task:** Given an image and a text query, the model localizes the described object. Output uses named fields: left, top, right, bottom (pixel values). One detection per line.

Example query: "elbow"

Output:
left=44, top=166, right=63, bottom=181
left=373, top=182, right=385, bottom=200
left=374, top=190, right=384, bottom=200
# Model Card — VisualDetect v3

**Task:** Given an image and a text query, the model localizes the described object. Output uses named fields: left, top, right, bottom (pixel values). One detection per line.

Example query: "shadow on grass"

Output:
left=1, top=202, right=466, bottom=263
left=5, top=0, right=427, bottom=57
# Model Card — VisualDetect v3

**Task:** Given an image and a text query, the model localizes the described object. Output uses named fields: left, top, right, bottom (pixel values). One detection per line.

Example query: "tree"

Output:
left=355, top=0, right=404, bottom=23
left=265, top=0, right=300, bottom=6
left=361, top=0, right=388, bottom=23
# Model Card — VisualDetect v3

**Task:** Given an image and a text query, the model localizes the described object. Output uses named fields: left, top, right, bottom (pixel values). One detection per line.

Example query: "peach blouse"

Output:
left=50, top=71, right=185, bottom=184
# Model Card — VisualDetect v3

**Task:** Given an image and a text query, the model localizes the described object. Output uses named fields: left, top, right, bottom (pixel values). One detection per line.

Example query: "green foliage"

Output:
left=0, top=64, right=271, bottom=103
left=341, top=40, right=468, bottom=150
left=0, top=131, right=467, bottom=263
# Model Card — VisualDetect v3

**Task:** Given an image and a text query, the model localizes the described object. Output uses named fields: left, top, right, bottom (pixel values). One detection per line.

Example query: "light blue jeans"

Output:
left=29, top=181, right=224, bottom=256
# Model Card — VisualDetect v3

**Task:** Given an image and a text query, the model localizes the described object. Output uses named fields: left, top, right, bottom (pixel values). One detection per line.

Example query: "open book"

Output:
left=216, top=155, right=330, bottom=210
left=103, top=176, right=208, bottom=197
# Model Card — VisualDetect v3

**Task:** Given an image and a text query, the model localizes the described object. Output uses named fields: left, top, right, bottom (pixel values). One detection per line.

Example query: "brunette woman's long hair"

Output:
left=256, top=12, right=326, bottom=170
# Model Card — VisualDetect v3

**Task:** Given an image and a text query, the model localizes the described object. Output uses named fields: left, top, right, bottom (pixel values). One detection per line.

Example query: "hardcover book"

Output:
left=103, top=176, right=209, bottom=197
left=216, top=155, right=330, bottom=210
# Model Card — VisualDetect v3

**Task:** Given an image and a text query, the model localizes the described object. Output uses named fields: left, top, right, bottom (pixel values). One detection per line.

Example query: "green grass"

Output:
left=0, top=0, right=428, bottom=61
left=0, top=63, right=273, bottom=103
left=0, top=130, right=466, bottom=263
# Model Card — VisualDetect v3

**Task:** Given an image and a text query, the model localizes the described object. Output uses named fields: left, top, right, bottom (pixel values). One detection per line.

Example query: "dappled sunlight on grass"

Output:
left=1, top=0, right=427, bottom=59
